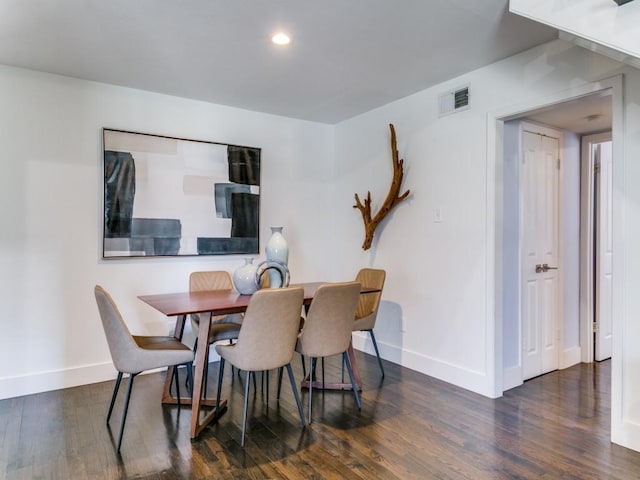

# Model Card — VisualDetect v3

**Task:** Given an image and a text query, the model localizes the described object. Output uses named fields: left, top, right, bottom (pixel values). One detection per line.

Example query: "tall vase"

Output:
left=232, top=257, right=259, bottom=295
left=265, top=226, right=289, bottom=288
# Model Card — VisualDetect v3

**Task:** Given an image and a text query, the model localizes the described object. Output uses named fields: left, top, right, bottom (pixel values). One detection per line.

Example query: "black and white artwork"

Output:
left=102, top=129, right=260, bottom=258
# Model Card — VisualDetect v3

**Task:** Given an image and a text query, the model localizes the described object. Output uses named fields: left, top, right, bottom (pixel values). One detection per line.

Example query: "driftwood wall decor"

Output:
left=353, top=123, right=410, bottom=250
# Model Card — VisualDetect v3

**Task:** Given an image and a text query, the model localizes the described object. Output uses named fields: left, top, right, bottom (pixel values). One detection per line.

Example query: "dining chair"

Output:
left=292, top=281, right=362, bottom=423
left=214, top=287, right=306, bottom=446
left=94, top=285, right=195, bottom=452
left=352, top=268, right=386, bottom=377
left=189, top=271, right=243, bottom=389
left=189, top=270, right=243, bottom=339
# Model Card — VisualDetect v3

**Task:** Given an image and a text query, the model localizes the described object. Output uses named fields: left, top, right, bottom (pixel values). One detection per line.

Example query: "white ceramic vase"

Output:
left=232, top=257, right=259, bottom=295
left=265, top=226, right=289, bottom=288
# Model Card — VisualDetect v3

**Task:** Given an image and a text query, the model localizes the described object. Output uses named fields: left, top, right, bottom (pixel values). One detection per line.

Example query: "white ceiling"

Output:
left=524, top=90, right=613, bottom=134
left=0, top=0, right=558, bottom=124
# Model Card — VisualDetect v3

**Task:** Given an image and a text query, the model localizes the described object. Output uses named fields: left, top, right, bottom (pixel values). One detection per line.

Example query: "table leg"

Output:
left=301, top=339, right=362, bottom=391
left=189, top=312, right=227, bottom=438
left=161, top=313, right=227, bottom=438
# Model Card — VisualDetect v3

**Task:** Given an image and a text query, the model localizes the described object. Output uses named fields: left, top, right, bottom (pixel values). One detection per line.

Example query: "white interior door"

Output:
left=595, top=139, right=613, bottom=361
left=522, top=128, right=560, bottom=381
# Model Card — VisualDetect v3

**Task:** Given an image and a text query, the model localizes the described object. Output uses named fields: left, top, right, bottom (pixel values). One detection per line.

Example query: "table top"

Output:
left=139, top=282, right=380, bottom=317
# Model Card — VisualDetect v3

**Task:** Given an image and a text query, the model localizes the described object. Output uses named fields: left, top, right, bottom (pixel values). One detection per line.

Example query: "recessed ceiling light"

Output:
left=271, top=32, right=291, bottom=46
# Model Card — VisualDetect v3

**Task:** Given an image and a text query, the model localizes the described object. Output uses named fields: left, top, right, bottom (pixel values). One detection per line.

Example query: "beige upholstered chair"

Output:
left=353, top=268, right=386, bottom=377
left=189, top=270, right=243, bottom=336
left=189, top=271, right=243, bottom=390
left=215, top=287, right=306, bottom=446
left=295, top=281, right=361, bottom=423
left=94, top=285, right=194, bottom=452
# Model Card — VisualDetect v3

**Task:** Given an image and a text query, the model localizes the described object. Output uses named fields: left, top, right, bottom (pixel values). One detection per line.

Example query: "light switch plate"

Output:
left=433, top=207, right=443, bottom=223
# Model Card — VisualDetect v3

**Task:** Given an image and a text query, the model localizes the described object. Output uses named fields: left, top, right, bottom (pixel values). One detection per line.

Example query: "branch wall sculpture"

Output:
left=353, top=123, right=410, bottom=250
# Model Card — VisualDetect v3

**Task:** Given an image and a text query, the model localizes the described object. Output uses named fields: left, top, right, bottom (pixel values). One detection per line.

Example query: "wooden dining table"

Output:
left=138, top=282, right=379, bottom=439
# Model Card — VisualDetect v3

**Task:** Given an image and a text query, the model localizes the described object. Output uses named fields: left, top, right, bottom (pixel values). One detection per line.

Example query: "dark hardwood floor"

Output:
left=1, top=353, right=639, bottom=479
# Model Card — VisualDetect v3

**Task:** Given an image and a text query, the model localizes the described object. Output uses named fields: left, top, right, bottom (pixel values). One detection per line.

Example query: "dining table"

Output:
left=138, top=282, right=380, bottom=439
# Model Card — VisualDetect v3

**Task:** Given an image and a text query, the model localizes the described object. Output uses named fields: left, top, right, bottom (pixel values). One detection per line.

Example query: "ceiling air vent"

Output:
left=439, top=85, right=470, bottom=117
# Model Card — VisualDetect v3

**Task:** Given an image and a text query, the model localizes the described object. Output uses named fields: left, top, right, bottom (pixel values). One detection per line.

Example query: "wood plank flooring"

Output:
left=1, top=354, right=639, bottom=479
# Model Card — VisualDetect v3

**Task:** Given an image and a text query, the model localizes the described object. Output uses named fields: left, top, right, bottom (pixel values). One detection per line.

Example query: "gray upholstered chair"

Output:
left=294, top=281, right=362, bottom=423
left=352, top=268, right=386, bottom=377
left=215, top=287, right=306, bottom=446
left=94, top=285, right=194, bottom=452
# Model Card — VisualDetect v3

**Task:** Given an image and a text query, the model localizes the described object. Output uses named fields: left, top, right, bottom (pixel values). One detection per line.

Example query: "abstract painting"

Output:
left=102, top=129, right=260, bottom=258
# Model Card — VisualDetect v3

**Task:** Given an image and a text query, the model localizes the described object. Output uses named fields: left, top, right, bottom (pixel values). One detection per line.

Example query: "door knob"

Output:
left=541, top=263, right=558, bottom=272
left=535, top=264, right=544, bottom=273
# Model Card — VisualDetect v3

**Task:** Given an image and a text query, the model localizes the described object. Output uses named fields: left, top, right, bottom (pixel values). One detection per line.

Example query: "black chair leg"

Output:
left=185, top=362, right=194, bottom=397
left=321, top=358, right=325, bottom=388
left=203, top=343, right=210, bottom=396
left=277, top=367, right=285, bottom=399
left=241, top=370, right=251, bottom=447
left=188, top=337, right=198, bottom=390
left=215, top=358, right=225, bottom=417
left=266, top=370, right=270, bottom=404
left=368, top=329, right=385, bottom=377
left=343, top=352, right=361, bottom=410
left=301, top=354, right=306, bottom=377
left=173, top=365, right=181, bottom=407
left=116, top=373, right=136, bottom=452
left=107, top=372, right=123, bottom=423
left=286, top=363, right=305, bottom=428
left=308, top=357, right=315, bottom=424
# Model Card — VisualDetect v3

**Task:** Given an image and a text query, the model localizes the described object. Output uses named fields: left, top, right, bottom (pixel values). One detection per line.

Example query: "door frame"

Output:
left=487, top=74, right=624, bottom=398
left=580, top=131, right=613, bottom=363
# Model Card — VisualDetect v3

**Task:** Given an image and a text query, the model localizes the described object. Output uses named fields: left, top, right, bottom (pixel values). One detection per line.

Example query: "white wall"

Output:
left=502, top=120, right=521, bottom=376
left=0, top=65, right=334, bottom=399
left=333, top=39, right=640, bottom=451
left=561, top=131, right=581, bottom=362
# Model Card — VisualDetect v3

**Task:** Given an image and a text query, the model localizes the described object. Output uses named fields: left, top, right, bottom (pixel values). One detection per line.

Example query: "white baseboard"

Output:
left=351, top=332, right=494, bottom=397
left=561, top=346, right=581, bottom=369
left=0, top=362, right=118, bottom=400
left=502, top=365, right=523, bottom=391
left=613, top=418, right=640, bottom=452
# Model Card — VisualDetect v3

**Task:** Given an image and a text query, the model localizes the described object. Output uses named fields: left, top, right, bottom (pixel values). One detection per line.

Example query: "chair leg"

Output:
left=189, top=337, right=198, bottom=389
left=107, top=371, right=123, bottom=423
left=173, top=365, right=181, bottom=407
left=276, top=367, right=284, bottom=399
left=286, top=363, right=305, bottom=428
left=368, top=329, right=385, bottom=377
left=203, top=343, right=210, bottom=396
left=185, top=362, right=194, bottom=397
left=308, top=357, right=315, bottom=424
left=116, top=373, right=136, bottom=452
left=301, top=354, right=306, bottom=378
left=343, top=352, right=361, bottom=410
left=241, top=370, right=251, bottom=447
left=266, top=370, right=270, bottom=404
left=215, top=358, right=225, bottom=417
left=321, top=358, right=325, bottom=388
